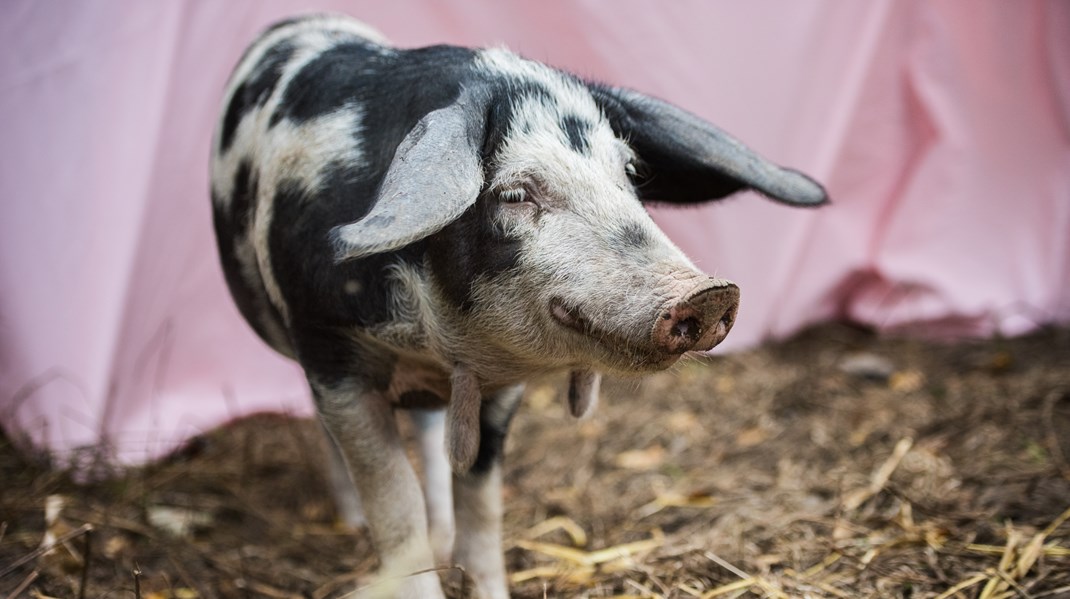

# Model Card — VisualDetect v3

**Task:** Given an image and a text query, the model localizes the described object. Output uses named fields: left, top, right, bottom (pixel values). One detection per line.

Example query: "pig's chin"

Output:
left=548, top=297, right=681, bottom=372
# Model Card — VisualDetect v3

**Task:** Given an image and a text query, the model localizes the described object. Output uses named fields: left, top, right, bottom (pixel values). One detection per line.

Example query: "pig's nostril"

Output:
left=671, top=317, right=701, bottom=340
left=652, top=281, right=739, bottom=355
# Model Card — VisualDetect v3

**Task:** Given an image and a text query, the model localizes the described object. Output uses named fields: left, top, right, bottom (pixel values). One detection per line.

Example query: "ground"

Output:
left=2, top=324, right=1069, bottom=598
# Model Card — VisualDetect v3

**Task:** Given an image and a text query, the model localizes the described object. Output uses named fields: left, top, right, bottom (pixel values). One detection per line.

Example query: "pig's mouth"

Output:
left=549, top=297, right=679, bottom=370
left=549, top=298, right=598, bottom=338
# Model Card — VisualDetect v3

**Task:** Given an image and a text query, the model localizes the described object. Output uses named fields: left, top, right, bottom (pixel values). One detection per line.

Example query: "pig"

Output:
left=210, top=14, right=827, bottom=599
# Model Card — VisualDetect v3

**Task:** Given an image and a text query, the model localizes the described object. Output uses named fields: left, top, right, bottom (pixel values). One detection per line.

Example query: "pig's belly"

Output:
left=387, top=356, right=451, bottom=409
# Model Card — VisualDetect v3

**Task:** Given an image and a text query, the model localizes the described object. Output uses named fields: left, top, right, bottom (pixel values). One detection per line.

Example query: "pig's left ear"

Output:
left=330, top=91, right=488, bottom=262
left=589, top=85, right=828, bottom=207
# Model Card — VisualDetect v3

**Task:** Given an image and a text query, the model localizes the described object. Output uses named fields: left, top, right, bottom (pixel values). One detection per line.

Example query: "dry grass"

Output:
left=2, top=324, right=1069, bottom=598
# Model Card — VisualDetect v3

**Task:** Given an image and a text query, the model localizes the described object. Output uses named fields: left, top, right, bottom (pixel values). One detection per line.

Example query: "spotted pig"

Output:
left=210, top=14, right=827, bottom=599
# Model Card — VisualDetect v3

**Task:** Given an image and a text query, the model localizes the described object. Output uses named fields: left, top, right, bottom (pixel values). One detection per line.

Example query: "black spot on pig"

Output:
left=229, top=160, right=256, bottom=228
left=299, top=325, right=396, bottom=390
left=470, top=396, right=521, bottom=475
left=560, top=114, right=591, bottom=154
left=271, top=43, right=476, bottom=128
left=613, top=222, right=650, bottom=251
left=220, top=41, right=296, bottom=152
left=267, top=178, right=419, bottom=330
left=305, top=335, right=397, bottom=397
left=481, top=81, right=554, bottom=157
left=427, top=197, right=522, bottom=312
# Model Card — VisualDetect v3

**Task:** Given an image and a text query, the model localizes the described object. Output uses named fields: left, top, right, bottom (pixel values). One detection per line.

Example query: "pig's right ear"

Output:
left=589, top=85, right=828, bottom=207
left=330, top=93, right=487, bottom=262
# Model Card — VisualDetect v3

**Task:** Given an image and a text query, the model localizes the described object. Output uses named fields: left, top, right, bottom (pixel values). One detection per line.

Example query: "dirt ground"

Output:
left=2, top=324, right=1069, bottom=598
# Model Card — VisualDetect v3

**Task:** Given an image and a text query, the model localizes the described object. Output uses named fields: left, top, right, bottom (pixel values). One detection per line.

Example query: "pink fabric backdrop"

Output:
left=2, top=1, right=1068, bottom=465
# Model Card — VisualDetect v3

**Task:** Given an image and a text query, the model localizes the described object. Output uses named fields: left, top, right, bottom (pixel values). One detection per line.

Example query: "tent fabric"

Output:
left=2, top=1, right=1068, bottom=466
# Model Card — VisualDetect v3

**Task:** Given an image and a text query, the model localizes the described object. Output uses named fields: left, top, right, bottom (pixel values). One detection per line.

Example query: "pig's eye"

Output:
left=624, top=162, right=638, bottom=178
left=499, top=188, right=530, bottom=204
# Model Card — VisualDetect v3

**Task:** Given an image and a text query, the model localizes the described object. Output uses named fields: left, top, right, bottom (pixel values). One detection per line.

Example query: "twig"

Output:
left=702, top=551, right=750, bottom=580
left=243, top=580, right=304, bottom=598
left=312, top=571, right=365, bottom=599
left=524, top=516, right=588, bottom=547
left=634, top=563, right=672, bottom=597
left=1040, top=505, right=1070, bottom=539
left=239, top=547, right=251, bottom=599
left=4, top=569, right=39, bottom=599
left=515, top=529, right=665, bottom=566
left=698, top=551, right=789, bottom=599
left=4, top=367, right=91, bottom=423
left=1033, top=584, right=1070, bottom=598
left=813, top=580, right=854, bottom=599
left=1042, top=389, right=1069, bottom=475
left=78, top=528, right=92, bottom=599
left=338, top=565, right=468, bottom=598
left=842, top=437, right=914, bottom=510
left=799, top=552, right=842, bottom=578
left=133, top=564, right=142, bottom=599
left=166, top=553, right=210, bottom=599
left=700, top=578, right=755, bottom=598
left=932, top=573, right=988, bottom=599
left=624, top=577, right=663, bottom=598
left=0, top=523, right=92, bottom=578
left=991, top=568, right=1036, bottom=599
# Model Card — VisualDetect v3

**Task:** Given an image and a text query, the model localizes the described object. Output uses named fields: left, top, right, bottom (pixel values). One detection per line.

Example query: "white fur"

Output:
left=453, top=465, right=508, bottom=599
left=409, top=410, right=455, bottom=564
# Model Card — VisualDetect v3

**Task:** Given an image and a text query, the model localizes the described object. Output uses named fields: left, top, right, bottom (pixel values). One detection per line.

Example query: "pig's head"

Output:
left=331, top=50, right=826, bottom=385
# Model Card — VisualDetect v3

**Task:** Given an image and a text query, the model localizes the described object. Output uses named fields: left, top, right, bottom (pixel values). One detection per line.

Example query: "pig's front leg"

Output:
left=408, top=409, right=455, bottom=564
left=452, top=384, right=524, bottom=599
left=315, top=381, right=444, bottom=599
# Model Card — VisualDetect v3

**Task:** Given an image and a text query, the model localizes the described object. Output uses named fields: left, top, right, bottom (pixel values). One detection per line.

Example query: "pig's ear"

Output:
left=330, top=93, right=487, bottom=261
left=589, top=85, right=828, bottom=207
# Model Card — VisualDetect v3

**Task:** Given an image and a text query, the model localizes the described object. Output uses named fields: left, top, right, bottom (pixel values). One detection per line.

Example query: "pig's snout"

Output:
left=651, top=281, right=740, bottom=354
